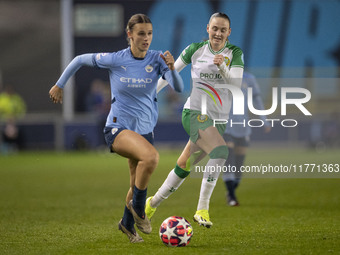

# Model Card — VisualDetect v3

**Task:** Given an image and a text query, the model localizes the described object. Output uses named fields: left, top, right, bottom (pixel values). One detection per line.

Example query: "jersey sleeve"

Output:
left=56, top=53, right=94, bottom=88
left=92, top=53, right=116, bottom=69
left=180, top=41, right=208, bottom=65
left=179, top=43, right=200, bottom=65
left=157, top=57, right=187, bottom=94
left=230, top=47, right=244, bottom=68
left=157, top=52, right=170, bottom=77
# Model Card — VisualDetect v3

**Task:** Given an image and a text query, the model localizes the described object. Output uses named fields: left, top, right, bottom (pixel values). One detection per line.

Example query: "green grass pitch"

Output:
left=0, top=147, right=339, bottom=254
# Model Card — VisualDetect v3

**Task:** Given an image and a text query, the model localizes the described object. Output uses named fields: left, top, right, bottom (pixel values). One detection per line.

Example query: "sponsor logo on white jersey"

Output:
left=200, top=73, right=222, bottom=79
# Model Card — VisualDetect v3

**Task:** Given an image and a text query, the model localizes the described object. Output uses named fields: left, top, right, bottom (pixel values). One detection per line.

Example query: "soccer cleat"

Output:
left=145, top=196, right=157, bottom=220
left=193, top=209, right=213, bottom=228
left=227, top=194, right=240, bottom=207
left=228, top=199, right=240, bottom=206
left=128, top=200, right=152, bottom=234
left=118, top=219, right=144, bottom=243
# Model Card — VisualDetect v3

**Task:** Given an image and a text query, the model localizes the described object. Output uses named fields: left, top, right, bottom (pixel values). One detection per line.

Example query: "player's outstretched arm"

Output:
left=55, top=54, right=94, bottom=89
left=161, top=51, right=184, bottom=93
left=49, top=53, right=94, bottom=104
left=157, top=56, right=187, bottom=94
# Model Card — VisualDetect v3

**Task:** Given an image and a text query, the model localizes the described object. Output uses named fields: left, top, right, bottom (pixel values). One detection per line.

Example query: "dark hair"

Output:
left=126, top=14, right=152, bottom=32
left=209, top=12, right=231, bottom=27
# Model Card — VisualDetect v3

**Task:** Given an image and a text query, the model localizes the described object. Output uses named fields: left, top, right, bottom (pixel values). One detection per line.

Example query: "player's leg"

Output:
left=151, top=140, right=191, bottom=208
left=226, top=136, right=249, bottom=207
left=234, top=144, right=247, bottom=189
left=222, top=134, right=239, bottom=206
left=118, top=158, right=143, bottom=243
left=121, top=159, right=137, bottom=231
left=113, top=130, right=158, bottom=190
left=146, top=110, right=208, bottom=220
left=223, top=139, right=239, bottom=206
left=113, top=130, right=158, bottom=234
left=194, top=126, right=229, bottom=227
left=146, top=141, right=205, bottom=220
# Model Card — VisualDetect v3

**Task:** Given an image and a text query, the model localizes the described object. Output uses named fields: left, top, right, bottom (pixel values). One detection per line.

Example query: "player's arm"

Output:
left=49, top=54, right=94, bottom=104
left=157, top=57, right=187, bottom=94
left=160, top=51, right=184, bottom=93
left=214, top=54, right=244, bottom=88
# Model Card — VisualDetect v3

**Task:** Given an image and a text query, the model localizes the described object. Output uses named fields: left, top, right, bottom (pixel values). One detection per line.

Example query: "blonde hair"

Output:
left=209, top=12, right=231, bottom=27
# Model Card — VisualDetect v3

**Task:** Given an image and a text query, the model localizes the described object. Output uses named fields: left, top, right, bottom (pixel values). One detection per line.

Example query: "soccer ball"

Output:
left=159, top=216, right=193, bottom=247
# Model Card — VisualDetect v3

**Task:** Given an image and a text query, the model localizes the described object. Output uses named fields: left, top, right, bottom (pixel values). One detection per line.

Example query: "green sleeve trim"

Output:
left=180, top=54, right=190, bottom=65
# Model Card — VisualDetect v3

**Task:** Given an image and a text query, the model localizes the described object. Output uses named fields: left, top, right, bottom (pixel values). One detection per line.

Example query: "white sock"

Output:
left=197, top=158, right=226, bottom=211
left=151, top=169, right=185, bottom=208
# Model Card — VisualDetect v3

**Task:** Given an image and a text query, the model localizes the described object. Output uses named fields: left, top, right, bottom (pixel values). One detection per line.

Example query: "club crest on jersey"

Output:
left=224, top=56, right=230, bottom=66
left=145, top=65, right=153, bottom=73
left=197, top=114, right=208, bottom=123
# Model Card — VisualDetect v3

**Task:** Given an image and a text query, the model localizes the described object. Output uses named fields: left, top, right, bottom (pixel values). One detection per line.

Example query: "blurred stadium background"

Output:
left=0, top=2, right=339, bottom=254
left=0, top=0, right=339, bottom=151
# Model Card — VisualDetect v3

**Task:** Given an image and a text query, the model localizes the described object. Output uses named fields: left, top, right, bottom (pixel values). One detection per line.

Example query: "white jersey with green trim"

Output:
left=180, top=40, right=244, bottom=120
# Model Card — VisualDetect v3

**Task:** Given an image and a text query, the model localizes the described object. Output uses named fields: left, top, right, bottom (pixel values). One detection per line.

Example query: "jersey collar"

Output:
left=208, top=40, right=229, bottom=55
left=129, top=47, right=147, bottom=60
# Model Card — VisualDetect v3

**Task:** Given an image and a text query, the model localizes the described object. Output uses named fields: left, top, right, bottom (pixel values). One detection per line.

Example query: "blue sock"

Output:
left=132, top=186, right=147, bottom=218
left=122, top=206, right=135, bottom=231
left=225, top=180, right=236, bottom=200
left=235, top=154, right=245, bottom=187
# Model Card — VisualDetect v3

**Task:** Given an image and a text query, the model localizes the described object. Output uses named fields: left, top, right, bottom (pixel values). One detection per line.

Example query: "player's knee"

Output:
left=144, top=150, right=159, bottom=172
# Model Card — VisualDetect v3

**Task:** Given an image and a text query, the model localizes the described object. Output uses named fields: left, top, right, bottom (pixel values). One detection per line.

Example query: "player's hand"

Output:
left=213, top=54, right=224, bottom=66
left=160, top=51, right=175, bottom=70
left=49, top=85, right=63, bottom=104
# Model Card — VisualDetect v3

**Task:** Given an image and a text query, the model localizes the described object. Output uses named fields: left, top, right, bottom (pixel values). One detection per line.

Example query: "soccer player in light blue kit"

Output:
left=49, top=14, right=184, bottom=243
left=223, top=72, right=271, bottom=206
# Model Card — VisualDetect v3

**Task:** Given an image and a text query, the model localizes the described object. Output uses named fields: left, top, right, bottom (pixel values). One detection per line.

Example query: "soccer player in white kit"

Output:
left=145, top=12, right=244, bottom=227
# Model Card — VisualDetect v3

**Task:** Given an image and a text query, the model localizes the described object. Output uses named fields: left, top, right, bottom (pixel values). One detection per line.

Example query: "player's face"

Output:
left=207, top=17, right=231, bottom=51
left=128, top=23, right=153, bottom=56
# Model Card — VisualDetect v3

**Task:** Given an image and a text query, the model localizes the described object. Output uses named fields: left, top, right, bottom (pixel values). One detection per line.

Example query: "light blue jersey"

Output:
left=93, top=48, right=170, bottom=134
left=225, top=72, right=268, bottom=137
left=56, top=47, right=183, bottom=135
